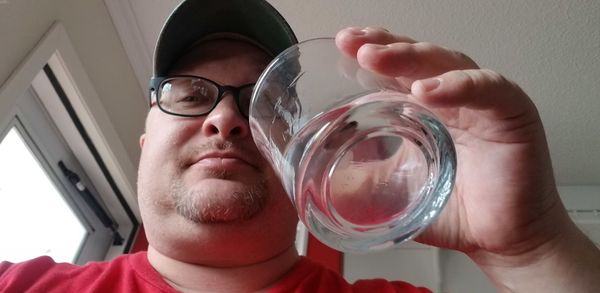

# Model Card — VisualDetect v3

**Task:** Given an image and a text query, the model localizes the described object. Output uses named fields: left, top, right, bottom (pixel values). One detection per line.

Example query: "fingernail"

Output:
left=368, top=44, right=388, bottom=50
left=363, top=26, right=390, bottom=33
left=347, top=27, right=367, bottom=35
left=414, top=78, right=441, bottom=93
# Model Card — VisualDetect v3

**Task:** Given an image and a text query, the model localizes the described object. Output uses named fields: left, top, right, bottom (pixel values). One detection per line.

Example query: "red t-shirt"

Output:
left=0, top=252, right=431, bottom=292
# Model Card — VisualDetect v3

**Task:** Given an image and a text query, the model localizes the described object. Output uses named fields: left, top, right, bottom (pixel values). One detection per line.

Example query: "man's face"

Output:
left=137, top=39, right=298, bottom=265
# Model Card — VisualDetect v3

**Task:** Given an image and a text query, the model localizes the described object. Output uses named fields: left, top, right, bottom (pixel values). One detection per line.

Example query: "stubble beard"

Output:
left=170, top=168, right=269, bottom=224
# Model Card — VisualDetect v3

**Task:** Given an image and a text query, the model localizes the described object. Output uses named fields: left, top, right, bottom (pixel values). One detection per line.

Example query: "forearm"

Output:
left=471, top=222, right=600, bottom=292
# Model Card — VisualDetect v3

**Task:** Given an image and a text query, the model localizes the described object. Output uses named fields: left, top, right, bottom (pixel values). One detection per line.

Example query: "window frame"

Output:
left=0, top=22, right=140, bottom=261
left=1, top=95, right=112, bottom=264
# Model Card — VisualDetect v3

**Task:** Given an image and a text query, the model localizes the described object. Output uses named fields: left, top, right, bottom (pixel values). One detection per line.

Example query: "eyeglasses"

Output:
left=149, top=75, right=255, bottom=118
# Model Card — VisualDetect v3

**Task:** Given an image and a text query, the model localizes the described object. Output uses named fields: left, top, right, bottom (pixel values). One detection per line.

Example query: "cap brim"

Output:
left=153, top=0, right=297, bottom=78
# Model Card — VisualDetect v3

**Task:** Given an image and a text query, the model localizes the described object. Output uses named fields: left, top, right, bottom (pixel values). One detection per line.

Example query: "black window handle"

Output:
left=58, top=161, right=124, bottom=245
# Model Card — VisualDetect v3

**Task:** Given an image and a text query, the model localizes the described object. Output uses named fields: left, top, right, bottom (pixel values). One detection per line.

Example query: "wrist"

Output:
left=467, top=194, right=573, bottom=266
left=469, top=219, right=600, bottom=292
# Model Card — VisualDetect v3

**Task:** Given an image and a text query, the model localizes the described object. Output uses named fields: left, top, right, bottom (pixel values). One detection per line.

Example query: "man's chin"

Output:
left=172, top=178, right=268, bottom=224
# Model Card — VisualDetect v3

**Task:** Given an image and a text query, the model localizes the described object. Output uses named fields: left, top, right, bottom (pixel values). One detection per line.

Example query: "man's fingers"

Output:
left=336, top=27, right=538, bottom=130
left=335, top=27, right=416, bottom=58
left=411, top=69, right=536, bottom=120
left=357, top=42, right=479, bottom=79
left=336, top=27, right=479, bottom=80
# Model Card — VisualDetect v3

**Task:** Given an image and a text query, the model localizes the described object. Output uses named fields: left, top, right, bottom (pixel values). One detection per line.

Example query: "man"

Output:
left=1, top=0, right=599, bottom=292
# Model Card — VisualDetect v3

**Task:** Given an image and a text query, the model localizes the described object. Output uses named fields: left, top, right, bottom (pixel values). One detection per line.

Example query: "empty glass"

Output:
left=249, top=38, right=456, bottom=253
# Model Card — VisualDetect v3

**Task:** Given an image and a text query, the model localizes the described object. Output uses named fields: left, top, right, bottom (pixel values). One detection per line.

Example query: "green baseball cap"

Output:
left=151, top=0, right=297, bottom=82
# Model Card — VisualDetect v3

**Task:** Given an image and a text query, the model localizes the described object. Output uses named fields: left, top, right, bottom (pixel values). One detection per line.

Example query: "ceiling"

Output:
left=104, top=0, right=600, bottom=186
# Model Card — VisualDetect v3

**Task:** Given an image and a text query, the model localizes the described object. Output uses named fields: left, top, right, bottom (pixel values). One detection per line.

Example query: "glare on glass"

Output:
left=0, top=127, right=86, bottom=263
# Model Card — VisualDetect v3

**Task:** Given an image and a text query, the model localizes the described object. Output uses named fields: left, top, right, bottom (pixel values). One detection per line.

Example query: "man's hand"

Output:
left=335, top=26, right=600, bottom=292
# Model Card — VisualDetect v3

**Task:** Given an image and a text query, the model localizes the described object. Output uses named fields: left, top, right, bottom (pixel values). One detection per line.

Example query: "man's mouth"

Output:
left=191, top=151, right=257, bottom=171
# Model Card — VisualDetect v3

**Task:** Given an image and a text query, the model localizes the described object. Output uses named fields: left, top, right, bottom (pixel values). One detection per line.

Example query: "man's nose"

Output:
left=201, top=95, right=249, bottom=138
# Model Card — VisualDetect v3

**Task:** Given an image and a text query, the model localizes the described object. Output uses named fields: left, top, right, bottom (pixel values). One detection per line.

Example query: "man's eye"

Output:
left=178, top=95, right=202, bottom=102
left=176, top=94, right=213, bottom=105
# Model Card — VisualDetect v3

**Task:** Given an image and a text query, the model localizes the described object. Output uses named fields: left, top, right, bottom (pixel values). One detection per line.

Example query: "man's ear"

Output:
left=139, top=134, right=146, bottom=148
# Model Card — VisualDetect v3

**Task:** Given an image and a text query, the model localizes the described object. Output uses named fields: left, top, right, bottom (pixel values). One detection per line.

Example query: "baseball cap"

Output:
left=151, top=0, right=297, bottom=82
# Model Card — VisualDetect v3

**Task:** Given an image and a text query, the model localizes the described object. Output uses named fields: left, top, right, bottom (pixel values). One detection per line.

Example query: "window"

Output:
left=0, top=126, right=87, bottom=263
left=0, top=85, right=117, bottom=264
left=0, top=23, right=140, bottom=264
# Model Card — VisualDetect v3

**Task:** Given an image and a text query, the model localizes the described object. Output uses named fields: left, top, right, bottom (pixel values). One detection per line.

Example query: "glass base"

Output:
left=294, top=92, right=456, bottom=253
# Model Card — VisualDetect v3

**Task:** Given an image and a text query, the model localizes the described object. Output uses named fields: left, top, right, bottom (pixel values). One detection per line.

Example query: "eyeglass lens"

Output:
left=159, top=77, right=253, bottom=117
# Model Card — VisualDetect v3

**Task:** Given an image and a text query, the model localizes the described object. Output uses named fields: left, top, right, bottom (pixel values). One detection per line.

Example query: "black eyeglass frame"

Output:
left=148, top=75, right=255, bottom=118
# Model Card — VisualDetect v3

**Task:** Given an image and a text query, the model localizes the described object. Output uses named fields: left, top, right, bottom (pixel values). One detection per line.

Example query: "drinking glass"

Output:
left=249, top=38, right=456, bottom=253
